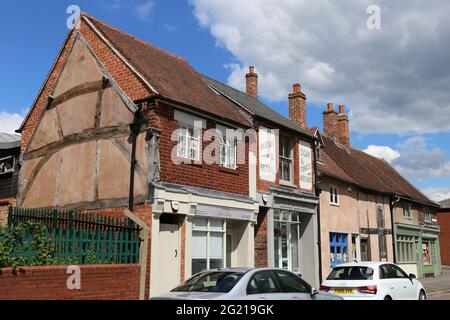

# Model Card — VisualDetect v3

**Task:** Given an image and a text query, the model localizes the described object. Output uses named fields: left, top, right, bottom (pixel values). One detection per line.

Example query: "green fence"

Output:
left=4, top=207, right=142, bottom=266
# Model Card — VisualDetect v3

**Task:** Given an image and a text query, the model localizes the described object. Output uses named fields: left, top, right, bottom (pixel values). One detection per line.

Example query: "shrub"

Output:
left=0, top=221, right=57, bottom=268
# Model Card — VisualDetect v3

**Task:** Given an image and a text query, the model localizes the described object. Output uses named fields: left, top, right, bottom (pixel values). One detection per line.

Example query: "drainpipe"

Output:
left=129, top=105, right=146, bottom=212
left=314, top=140, right=323, bottom=284
left=390, top=195, right=401, bottom=263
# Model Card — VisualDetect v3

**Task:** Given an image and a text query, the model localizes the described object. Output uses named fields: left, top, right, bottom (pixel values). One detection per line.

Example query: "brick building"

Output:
left=16, top=13, right=259, bottom=298
left=204, top=74, right=320, bottom=286
left=0, top=133, right=21, bottom=225
left=313, top=104, right=441, bottom=279
left=438, top=199, right=450, bottom=266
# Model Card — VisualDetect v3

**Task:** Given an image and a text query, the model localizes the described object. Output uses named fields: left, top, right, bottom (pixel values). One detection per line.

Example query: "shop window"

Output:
left=422, top=241, right=433, bottom=265
left=273, top=210, right=300, bottom=272
left=403, top=202, right=412, bottom=218
left=218, top=128, right=237, bottom=169
left=351, top=234, right=358, bottom=262
left=329, top=187, right=339, bottom=205
left=0, top=156, right=15, bottom=175
left=396, top=235, right=416, bottom=263
left=423, top=207, right=432, bottom=222
left=177, top=124, right=201, bottom=161
left=192, top=218, right=226, bottom=275
left=279, top=135, right=293, bottom=183
left=330, top=232, right=348, bottom=267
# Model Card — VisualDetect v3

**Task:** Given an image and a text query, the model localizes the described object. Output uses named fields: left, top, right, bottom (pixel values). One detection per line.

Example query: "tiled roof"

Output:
left=0, top=133, right=21, bottom=149
left=201, top=75, right=313, bottom=138
left=84, top=14, right=251, bottom=127
left=319, top=135, right=438, bottom=206
left=439, top=198, right=450, bottom=209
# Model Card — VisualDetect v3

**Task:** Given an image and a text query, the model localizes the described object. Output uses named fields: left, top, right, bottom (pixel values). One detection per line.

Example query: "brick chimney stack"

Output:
left=246, top=66, right=258, bottom=98
left=288, top=83, right=307, bottom=128
left=323, top=103, right=338, bottom=140
left=337, top=105, right=350, bottom=152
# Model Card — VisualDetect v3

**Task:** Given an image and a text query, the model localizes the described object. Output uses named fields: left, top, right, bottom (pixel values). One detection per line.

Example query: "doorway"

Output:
left=153, top=223, right=181, bottom=296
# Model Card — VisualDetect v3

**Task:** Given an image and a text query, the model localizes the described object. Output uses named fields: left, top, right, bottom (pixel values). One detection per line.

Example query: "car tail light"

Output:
left=358, top=285, right=377, bottom=294
left=320, top=285, right=330, bottom=292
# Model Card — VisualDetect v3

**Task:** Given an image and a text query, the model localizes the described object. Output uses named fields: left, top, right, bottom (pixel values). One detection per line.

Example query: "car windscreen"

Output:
left=172, top=272, right=244, bottom=293
left=327, top=266, right=374, bottom=280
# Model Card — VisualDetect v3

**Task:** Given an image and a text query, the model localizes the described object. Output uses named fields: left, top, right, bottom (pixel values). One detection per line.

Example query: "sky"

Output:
left=0, top=0, right=449, bottom=201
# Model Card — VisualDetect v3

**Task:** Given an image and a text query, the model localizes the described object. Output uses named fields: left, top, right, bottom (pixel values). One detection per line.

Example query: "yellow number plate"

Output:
left=334, top=288, right=355, bottom=295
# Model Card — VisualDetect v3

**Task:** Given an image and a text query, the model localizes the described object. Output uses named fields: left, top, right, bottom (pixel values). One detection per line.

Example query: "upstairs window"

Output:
left=279, top=135, right=293, bottom=183
left=0, top=156, right=15, bottom=175
left=218, top=127, right=237, bottom=169
left=423, top=207, right=432, bottom=222
left=330, top=186, right=339, bottom=205
left=177, top=124, right=201, bottom=161
left=403, top=202, right=412, bottom=218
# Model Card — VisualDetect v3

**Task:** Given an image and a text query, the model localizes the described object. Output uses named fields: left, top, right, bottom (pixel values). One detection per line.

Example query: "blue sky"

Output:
left=1, top=0, right=449, bottom=201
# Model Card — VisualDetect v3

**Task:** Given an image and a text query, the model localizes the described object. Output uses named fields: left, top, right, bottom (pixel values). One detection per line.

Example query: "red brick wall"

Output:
left=82, top=204, right=152, bottom=299
left=254, top=208, right=269, bottom=267
left=0, top=198, right=15, bottom=226
left=437, top=211, right=450, bottom=266
left=255, top=119, right=316, bottom=195
left=155, top=102, right=249, bottom=196
left=0, top=264, right=140, bottom=300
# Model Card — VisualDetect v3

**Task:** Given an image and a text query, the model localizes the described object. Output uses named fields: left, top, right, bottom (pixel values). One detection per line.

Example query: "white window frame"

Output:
left=192, top=218, right=227, bottom=271
left=279, top=135, right=294, bottom=183
left=177, top=124, right=201, bottom=161
left=0, top=156, right=15, bottom=175
left=329, top=186, right=340, bottom=206
left=403, top=202, right=412, bottom=218
left=423, top=207, right=432, bottom=222
left=218, top=127, right=237, bottom=170
left=273, top=210, right=301, bottom=272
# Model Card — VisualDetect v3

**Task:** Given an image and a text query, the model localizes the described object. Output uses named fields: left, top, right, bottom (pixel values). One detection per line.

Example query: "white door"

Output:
left=153, top=224, right=181, bottom=297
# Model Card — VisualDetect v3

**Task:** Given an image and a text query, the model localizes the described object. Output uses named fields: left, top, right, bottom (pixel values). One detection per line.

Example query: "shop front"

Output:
left=258, top=186, right=320, bottom=287
left=149, top=182, right=258, bottom=298
left=394, top=223, right=442, bottom=278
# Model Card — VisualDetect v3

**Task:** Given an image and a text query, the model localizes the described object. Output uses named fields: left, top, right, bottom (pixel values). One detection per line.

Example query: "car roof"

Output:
left=332, top=261, right=392, bottom=268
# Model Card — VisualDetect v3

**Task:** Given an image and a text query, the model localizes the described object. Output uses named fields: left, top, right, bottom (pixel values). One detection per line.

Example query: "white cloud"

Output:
left=0, top=111, right=24, bottom=134
left=133, top=1, right=154, bottom=21
left=190, top=0, right=450, bottom=134
left=364, top=135, right=450, bottom=181
left=363, top=145, right=400, bottom=163
left=422, top=186, right=450, bottom=202
left=107, top=0, right=154, bottom=22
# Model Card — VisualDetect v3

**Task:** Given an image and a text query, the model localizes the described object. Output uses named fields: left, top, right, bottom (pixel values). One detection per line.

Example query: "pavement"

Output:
left=421, top=265, right=450, bottom=299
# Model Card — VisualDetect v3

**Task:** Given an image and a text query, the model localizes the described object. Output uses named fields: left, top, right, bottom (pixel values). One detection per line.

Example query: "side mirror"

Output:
left=409, top=274, right=416, bottom=280
left=311, top=288, right=319, bottom=296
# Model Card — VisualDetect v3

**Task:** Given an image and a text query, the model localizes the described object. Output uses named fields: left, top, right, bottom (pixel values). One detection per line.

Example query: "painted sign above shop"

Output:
left=259, top=127, right=277, bottom=182
left=196, top=204, right=254, bottom=221
left=299, top=141, right=313, bottom=190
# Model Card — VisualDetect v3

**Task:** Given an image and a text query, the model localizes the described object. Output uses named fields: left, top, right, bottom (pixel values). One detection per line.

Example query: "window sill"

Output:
left=180, top=161, right=204, bottom=168
left=330, top=202, right=340, bottom=207
left=279, top=180, right=297, bottom=188
left=219, top=166, right=240, bottom=175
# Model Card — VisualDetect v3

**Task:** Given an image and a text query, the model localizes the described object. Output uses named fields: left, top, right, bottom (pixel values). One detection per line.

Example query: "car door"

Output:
left=379, top=264, right=403, bottom=299
left=244, top=270, right=286, bottom=300
left=390, top=264, right=417, bottom=300
left=273, top=270, right=312, bottom=300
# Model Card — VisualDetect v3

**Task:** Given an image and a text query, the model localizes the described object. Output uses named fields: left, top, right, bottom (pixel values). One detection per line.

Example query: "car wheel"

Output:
left=419, top=291, right=427, bottom=300
left=384, top=296, right=392, bottom=300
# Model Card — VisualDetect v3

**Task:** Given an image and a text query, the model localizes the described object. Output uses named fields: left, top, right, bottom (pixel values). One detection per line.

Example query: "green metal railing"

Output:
left=5, top=207, right=142, bottom=265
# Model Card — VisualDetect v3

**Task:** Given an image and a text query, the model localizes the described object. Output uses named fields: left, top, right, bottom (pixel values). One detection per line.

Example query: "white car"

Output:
left=320, top=262, right=427, bottom=300
left=152, top=268, right=342, bottom=300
